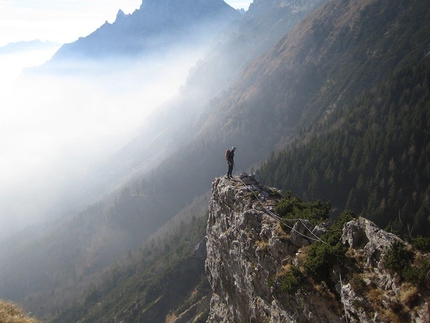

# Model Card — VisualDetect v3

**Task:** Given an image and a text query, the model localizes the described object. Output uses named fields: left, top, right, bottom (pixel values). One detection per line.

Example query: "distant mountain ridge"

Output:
left=0, top=40, right=60, bottom=54
left=2, top=0, right=430, bottom=321
left=185, top=0, right=328, bottom=98
left=50, top=0, right=329, bottom=214
left=48, top=0, right=240, bottom=62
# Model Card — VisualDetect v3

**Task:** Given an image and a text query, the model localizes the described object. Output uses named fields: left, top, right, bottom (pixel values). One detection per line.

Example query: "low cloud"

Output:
left=0, top=44, right=205, bottom=238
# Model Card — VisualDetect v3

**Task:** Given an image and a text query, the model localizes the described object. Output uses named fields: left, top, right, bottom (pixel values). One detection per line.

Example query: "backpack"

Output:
left=225, top=149, right=230, bottom=160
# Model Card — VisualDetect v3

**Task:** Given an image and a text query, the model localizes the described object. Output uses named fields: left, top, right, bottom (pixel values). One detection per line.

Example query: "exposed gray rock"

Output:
left=342, top=217, right=401, bottom=268
left=206, top=177, right=342, bottom=322
left=340, top=217, right=429, bottom=323
left=206, top=176, right=430, bottom=323
left=311, top=223, right=327, bottom=238
left=290, top=220, right=312, bottom=247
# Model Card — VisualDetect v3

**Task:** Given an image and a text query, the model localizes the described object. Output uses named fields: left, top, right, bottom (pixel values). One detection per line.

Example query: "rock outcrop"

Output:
left=340, top=218, right=428, bottom=323
left=205, top=175, right=430, bottom=322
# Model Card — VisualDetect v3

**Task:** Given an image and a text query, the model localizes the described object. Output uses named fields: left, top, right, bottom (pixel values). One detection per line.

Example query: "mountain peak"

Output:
left=115, top=9, right=126, bottom=21
left=47, top=0, right=240, bottom=64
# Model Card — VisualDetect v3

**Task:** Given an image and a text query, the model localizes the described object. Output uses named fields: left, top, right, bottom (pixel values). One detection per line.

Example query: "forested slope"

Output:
left=2, top=0, right=430, bottom=320
left=51, top=215, right=209, bottom=323
left=144, top=0, right=430, bottom=224
left=260, top=55, right=430, bottom=237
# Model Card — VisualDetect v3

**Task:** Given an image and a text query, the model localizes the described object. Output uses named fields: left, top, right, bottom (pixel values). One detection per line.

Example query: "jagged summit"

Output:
left=47, top=0, right=240, bottom=63
left=206, top=175, right=430, bottom=322
left=115, top=9, right=126, bottom=21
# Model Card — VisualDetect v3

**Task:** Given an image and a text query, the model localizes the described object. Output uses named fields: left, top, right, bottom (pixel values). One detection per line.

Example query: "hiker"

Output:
left=226, top=146, right=236, bottom=178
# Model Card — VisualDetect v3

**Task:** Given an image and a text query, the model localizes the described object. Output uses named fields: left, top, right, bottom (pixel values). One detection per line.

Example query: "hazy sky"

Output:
left=0, top=0, right=253, bottom=237
left=0, top=0, right=253, bottom=46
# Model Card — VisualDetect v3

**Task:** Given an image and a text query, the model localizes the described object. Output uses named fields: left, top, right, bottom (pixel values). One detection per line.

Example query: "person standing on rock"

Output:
left=226, top=146, right=236, bottom=178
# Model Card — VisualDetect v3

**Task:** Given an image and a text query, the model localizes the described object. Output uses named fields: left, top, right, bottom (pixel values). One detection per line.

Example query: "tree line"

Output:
left=260, top=56, right=430, bottom=237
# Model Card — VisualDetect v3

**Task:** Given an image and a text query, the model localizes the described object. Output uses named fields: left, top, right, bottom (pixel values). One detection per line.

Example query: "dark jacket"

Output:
left=227, top=151, right=235, bottom=165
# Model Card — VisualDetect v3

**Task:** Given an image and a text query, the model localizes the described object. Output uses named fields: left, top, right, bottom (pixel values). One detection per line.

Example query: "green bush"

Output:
left=304, top=240, right=346, bottom=282
left=276, top=191, right=331, bottom=231
left=383, top=240, right=430, bottom=287
left=268, top=188, right=283, bottom=198
left=402, top=257, right=430, bottom=286
left=276, top=210, right=356, bottom=295
left=281, top=265, right=305, bottom=295
left=383, top=240, right=413, bottom=274
left=303, top=211, right=354, bottom=283
left=411, top=235, right=430, bottom=252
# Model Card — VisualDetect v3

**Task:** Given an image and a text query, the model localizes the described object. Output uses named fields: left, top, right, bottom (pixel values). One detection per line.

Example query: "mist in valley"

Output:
left=0, top=0, right=252, bottom=318
left=0, top=42, right=210, bottom=239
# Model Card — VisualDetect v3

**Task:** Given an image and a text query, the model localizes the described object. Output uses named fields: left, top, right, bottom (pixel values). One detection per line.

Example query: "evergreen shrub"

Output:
left=276, top=190, right=331, bottom=231
left=383, top=240, right=413, bottom=274
left=383, top=240, right=430, bottom=286
left=281, top=265, right=305, bottom=295
left=411, top=235, right=430, bottom=252
left=304, top=211, right=354, bottom=283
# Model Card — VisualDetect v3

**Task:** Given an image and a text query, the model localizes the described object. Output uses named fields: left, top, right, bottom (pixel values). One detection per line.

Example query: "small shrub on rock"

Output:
left=411, top=235, right=430, bottom=252
left=304, top=211, right=354, bottom=283
left=383, top=240, right=430, bottom=287
left=349, top=273, right=367, bottom=294
left=383, top=240, right=413, bottom=274
left=281, top=265, right=305, bottom=295
left=276, top=191, right=331, bottom=229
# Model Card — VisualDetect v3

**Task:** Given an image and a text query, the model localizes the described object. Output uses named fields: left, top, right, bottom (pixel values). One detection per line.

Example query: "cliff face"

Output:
left=206, top=175, right=430, bottom=323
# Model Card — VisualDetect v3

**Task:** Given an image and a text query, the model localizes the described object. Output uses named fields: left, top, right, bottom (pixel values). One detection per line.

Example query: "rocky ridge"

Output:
left=49, top=0, right=240, bottom=62
left=206, top=174, right=430, bottom=322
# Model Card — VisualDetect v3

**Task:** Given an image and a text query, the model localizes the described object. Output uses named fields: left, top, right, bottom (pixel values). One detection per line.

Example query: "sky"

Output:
left=0, top=0, right=253, bottom=46
left=0, top=0, right=253, bottom=237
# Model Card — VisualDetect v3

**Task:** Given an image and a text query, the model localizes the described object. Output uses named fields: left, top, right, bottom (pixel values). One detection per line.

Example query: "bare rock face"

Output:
left=205, top=175, right=430, bottom=323
left=205, top=175, right=343, bottom=323
left=340, top=218, right=429, bottom=323
left=342, top=217, right=400, bottom=268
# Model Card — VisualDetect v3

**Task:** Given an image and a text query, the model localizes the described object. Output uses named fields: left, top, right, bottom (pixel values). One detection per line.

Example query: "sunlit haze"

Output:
left=0, top=0, right=252, bottom=237
left=0, top=0, right=252, bottom=46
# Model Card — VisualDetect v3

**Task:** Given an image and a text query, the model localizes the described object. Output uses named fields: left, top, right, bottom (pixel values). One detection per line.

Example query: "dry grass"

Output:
left=366, top=287, right=383, bottom=305
left=345, top=247, right=367, bottom=269
left=380, top=308, right=403, bottom=323
left=274, top=224, right=290, bottom=241
left=0, top=300, right=39, bottom=323
left=362, top=283, right=417, bottom=323
left=255, top=240, right=269, bottom=250
left=276, top=263, right=292, bottom=278
left=310, top=280, right=343, bottom=315
left=400, top=284, right=420, bottom=308
left=295, top=246, right=309, bottom=266
left=166, top=313, right=178, bottom=323
left=380, top=305, right=410, bottom=323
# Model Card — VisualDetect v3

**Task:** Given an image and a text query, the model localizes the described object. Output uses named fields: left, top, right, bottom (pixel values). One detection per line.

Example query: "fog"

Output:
left=0, top=45, right=207, bottom=238
left=0, top=1, right=142, bottom=47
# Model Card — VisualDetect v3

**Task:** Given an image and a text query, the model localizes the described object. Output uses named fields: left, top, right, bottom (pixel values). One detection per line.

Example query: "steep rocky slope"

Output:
left=206, top=174, right=430, bottom=322
left=2, top=0, right=430, bottom=320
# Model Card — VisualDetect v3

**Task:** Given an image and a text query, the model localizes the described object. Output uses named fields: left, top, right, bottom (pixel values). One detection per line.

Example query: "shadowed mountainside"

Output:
left=1, top=0, right=430, bottom=320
